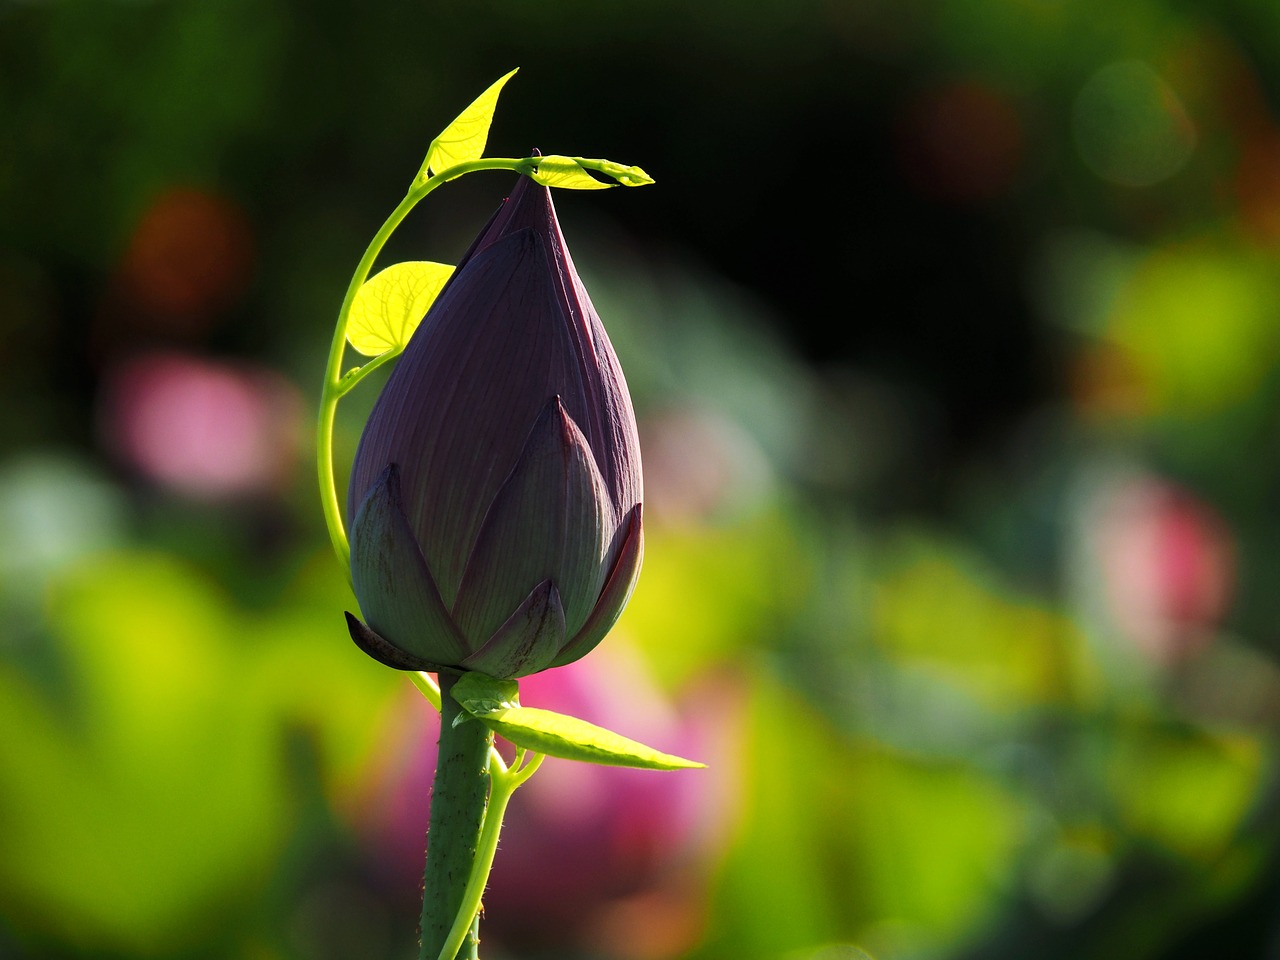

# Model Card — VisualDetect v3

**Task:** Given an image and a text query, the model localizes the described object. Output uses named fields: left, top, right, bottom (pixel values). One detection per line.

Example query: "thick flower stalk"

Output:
left=345, top=173, right=644, bottom=680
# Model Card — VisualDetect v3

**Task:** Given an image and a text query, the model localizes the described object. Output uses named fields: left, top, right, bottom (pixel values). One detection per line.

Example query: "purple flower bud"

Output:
left=345, top=175, right=643, bottom=679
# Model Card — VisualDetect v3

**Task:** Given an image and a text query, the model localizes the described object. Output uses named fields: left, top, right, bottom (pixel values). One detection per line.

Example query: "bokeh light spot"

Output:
left=1073, top=60, right=1196, bottom=187
left=896, top=80, right=1025, bottom=202
left=117, top=188, right=254, bottom=332
left=0, top=454, right=125, bottom=594
left=1103, top=245, right=1278, bottom=414
left=1235, top=131, right=1280, bottom=245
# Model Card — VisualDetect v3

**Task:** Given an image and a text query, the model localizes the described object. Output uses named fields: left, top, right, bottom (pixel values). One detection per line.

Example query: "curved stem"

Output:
left=334, top=348, right=400, bottom=399
left=316, top=186, right=422, bottom=575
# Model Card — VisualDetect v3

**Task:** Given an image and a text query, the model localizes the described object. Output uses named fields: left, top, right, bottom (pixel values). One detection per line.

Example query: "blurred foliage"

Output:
left=3, top=0, right=1280, bottom=959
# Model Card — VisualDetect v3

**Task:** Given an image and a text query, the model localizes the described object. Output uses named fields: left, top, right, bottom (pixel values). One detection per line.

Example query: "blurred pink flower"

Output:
left=1091, top=474, right=1235, bottom=663
left=350, top=645, right=735, bottom=958
left=99, top=351, right=304, bottom=499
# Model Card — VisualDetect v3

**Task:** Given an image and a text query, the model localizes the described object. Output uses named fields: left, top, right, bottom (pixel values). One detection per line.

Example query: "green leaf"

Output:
left=345, top=261, right=454, bottom=357
left=450, top=671, right=703, bottom=768
left=486, top=707, right=704, bottom=769
left=423, top=68, right=519, bottom=178
left=530, top=156, right=615, bottom=191
left=579, top=157, right=655, bottom=187
left=586, top=158, right=655, bottom=185
left=460, top=705, right=704, bottom=772
left=452, top=671, right=520, bottom=715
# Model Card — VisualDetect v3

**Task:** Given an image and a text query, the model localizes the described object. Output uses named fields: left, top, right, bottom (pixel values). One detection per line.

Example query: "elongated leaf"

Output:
left=530, top=156, right=614, bottom=191
left=577, top=158, right=655, bottom=187
left=477, top=705, right=705, bottom=770
left=424, top=68, right=519, bottom=176
left=451, top=671, right=703, bottom=768
left=346, top=261, right=454, bottom=357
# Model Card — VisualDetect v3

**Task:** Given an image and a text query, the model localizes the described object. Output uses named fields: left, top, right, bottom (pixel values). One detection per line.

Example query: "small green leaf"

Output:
left=589, top=158, right=655, bottom=187
left=572, top=157, right=655, bottom=187
left=530, top=155, right=614, bottom=191
left=452, top=672, right=520, bottom=716
left=346, top=261, right=454, bottom=357
left=423, top=68, right=519, bottom=177
left=469, top=704, right=706, bottom=771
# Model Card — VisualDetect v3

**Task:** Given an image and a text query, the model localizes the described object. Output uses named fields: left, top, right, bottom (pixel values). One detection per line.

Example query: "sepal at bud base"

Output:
left=345, top=611, right=442, bottom=672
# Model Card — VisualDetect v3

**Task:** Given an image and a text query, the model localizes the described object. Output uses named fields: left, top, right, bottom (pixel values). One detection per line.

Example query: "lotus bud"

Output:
left=345, top=174, right=643, bottom=679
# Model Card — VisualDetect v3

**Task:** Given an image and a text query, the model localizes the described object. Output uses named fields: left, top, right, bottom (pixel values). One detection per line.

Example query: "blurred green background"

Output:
left=3, top=0, right=1280, bottom=958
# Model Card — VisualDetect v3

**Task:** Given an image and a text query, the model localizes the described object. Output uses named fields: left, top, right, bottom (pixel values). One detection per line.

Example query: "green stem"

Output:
left=315, top=185, right=420, bottom=576
left=410, top=672, right=510, bottom=774
left=315, top=156, right=542, bottom=576
left=421, top=674, right=494, bottom=960
left=435, top=750, right=545, bottom=960
left=334, top=348, right=399, bottom=398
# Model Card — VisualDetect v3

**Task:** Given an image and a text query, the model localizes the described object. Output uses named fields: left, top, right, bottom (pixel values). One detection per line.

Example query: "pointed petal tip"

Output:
left=504, top=168, right=558, bottom=220
left=348, top=462, right=400, bottom=531
left=450, top=391, right=614, bottom=643
left=460, top=579, right=567, bottom=679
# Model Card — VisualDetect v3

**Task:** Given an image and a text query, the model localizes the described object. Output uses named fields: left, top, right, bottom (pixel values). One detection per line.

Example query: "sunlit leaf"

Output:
left=451, top=676, right=703, bottom=769
left=530, top=156, right=614, bottom=190
left=346, top=261, right=454, bottom=357
left=530, top=156, right=655, bottom=190
left=481, top=706, right=704, bottom=769
left=423, top=68, right=519, bottom=177
left=580, top=157, right=655, bottom=186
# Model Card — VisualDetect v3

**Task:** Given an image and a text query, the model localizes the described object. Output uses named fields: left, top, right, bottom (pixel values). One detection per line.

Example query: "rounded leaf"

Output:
left=346, top=261, right=455, bottom=357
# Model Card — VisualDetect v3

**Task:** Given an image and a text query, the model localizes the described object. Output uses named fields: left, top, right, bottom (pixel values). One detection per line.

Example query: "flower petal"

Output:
left=350, top=464, right=467, bottom=665
left=478, top=176, right=643, bottom=515
left=459, top=579, right=566, bottom=679
left=347, top=178, right=643, bottom=609
left=349, top=229, right=569, bottom=605
left=451, top=397, right=613, bottom=645
left=549, top=503, right=643, bottom=668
